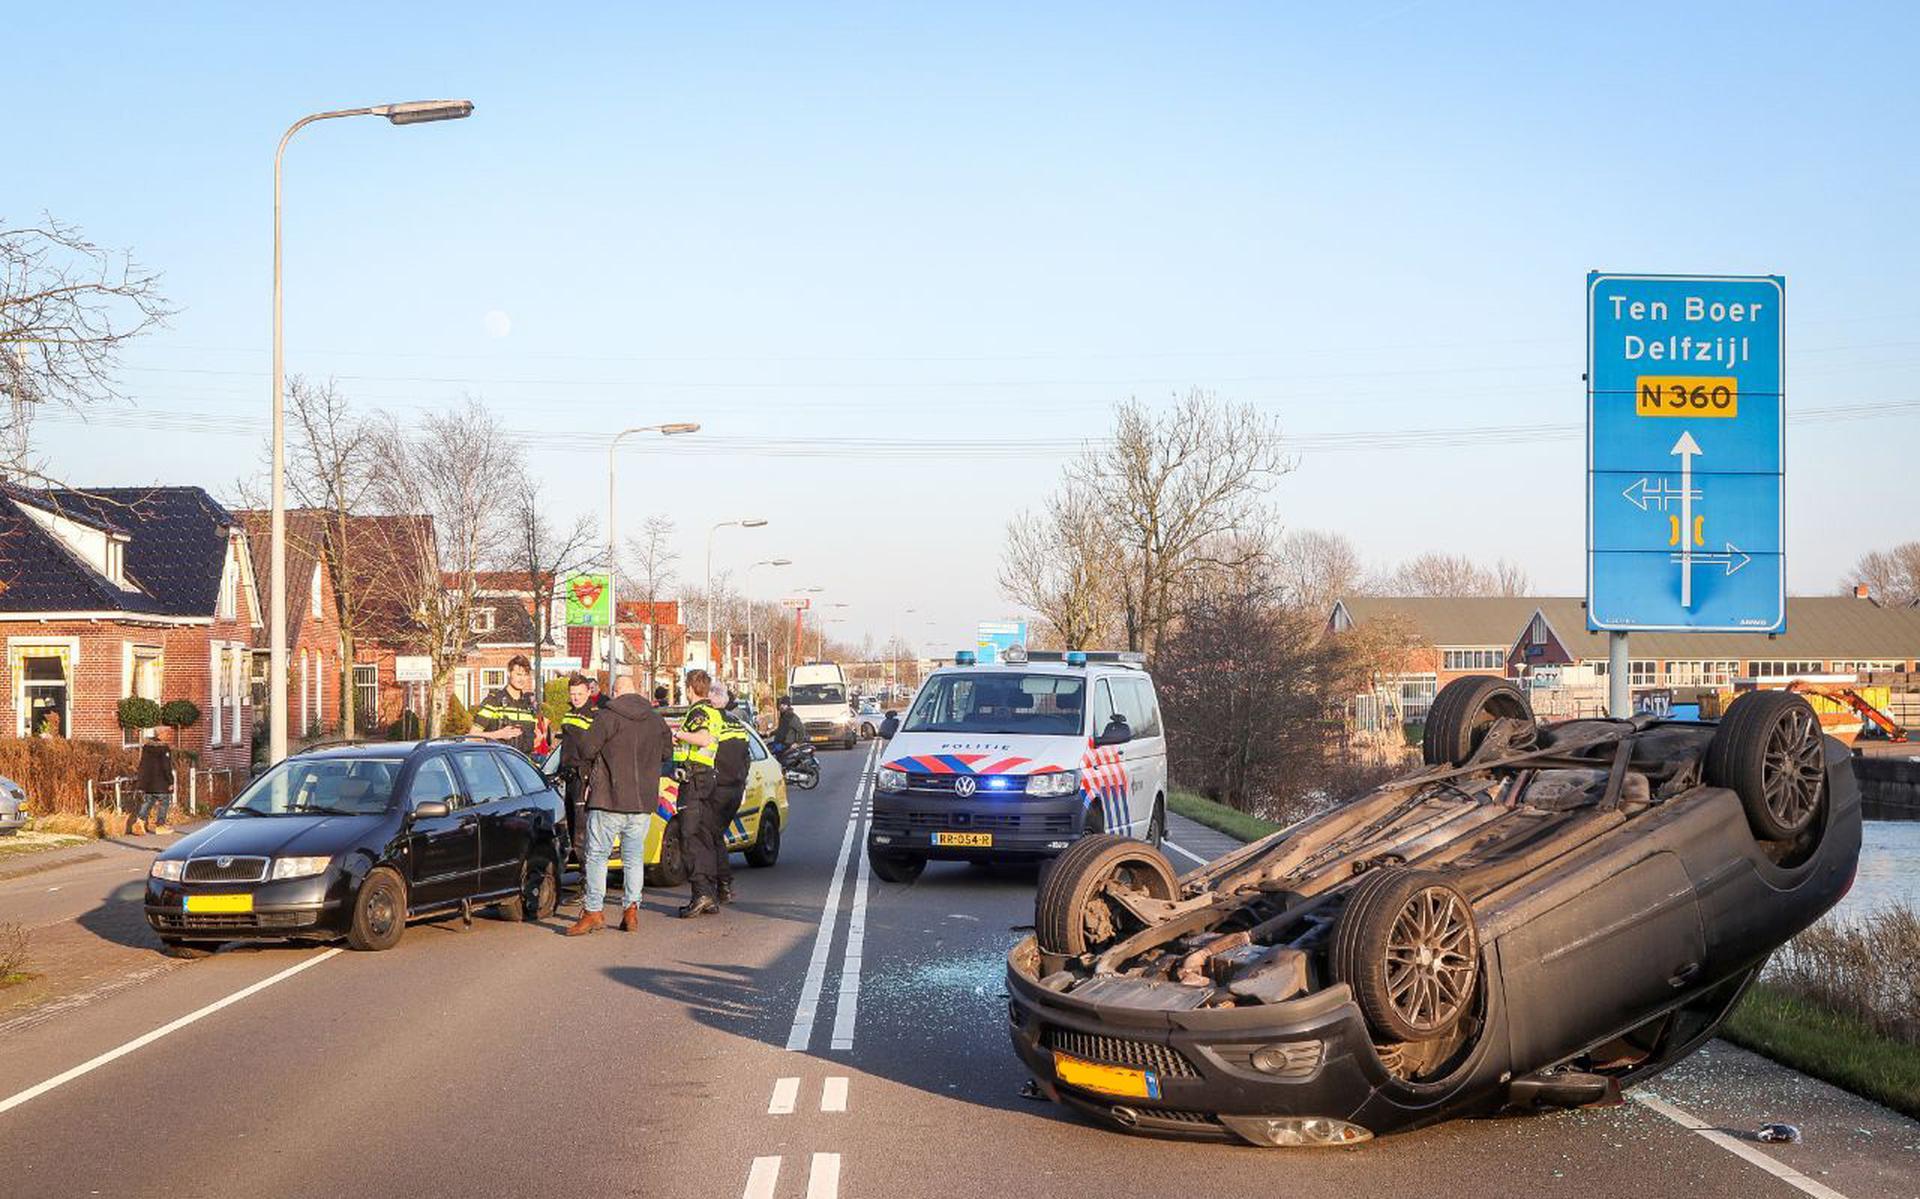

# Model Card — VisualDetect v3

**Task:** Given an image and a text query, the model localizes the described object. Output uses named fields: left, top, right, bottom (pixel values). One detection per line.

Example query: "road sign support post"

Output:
left=1608, top=631, right=1631, bottom=718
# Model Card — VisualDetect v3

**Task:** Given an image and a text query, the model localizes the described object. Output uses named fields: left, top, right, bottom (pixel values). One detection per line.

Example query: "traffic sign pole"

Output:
left=1608, top=631, right=1630, bottom=718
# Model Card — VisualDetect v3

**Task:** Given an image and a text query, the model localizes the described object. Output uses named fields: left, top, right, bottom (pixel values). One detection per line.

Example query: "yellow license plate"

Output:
left=184, top=893, right=254, bottom=914
left=1052, top=1052, right=1159, bottom=1099
left=1636, top=375, right=1737, bottom=418
left=932, top=831, right=992, bottom=847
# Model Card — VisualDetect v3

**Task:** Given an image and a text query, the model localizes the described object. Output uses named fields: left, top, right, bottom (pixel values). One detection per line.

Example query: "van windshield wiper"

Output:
left=289, top=804, right=362, bottom=817
left=223, top=805, right=268, bottom=817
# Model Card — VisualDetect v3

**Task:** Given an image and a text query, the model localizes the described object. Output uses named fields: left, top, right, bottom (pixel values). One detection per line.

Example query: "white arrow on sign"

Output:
left=1672, top=431, right=1703, bottom=607
left=1671, top=542, right=1751, bottom=577
left=1621, top=477, right=1700, bottom=512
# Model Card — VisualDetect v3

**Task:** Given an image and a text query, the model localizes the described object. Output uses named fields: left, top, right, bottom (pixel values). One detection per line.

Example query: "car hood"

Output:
left=881, top=733, right=1086, bottom=776
left=163, top=813, right=390, bottom=860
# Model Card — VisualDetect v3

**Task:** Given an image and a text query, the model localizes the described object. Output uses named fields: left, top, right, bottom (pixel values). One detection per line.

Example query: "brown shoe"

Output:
left=620, top=904, right=640, bottom=932
left=565, top=910, right=605, bottom=937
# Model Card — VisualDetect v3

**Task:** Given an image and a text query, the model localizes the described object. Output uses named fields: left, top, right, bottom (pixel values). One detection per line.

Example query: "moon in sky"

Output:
left=482, top=309, right=512, bottom=339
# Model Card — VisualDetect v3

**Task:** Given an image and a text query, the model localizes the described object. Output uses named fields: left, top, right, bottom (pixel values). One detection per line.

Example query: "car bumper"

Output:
left=869, top=791, right=1086, bottom=859
left=144, top=874, right=349, bottom=941
left=0, top=810, right=25, bottom=835
left=1006, top=937, right=1403, bottom=1146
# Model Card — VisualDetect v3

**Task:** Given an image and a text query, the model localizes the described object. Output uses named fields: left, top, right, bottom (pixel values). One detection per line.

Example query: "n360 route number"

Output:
left=1636, top=376, right=1738, bottom=418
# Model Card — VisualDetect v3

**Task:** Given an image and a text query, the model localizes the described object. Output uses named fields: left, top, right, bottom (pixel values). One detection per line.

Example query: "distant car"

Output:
left=1008, top=681, right=1862, bottom=1147
left=856, top=700, right=883, bottom=740
left=145, top=740, right=567, bottom=957
left=0, top=776, right=27, bottom=835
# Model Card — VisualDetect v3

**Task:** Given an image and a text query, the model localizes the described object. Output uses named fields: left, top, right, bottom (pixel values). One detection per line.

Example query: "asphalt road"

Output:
left=0, top=748, right=1914, bottom=1199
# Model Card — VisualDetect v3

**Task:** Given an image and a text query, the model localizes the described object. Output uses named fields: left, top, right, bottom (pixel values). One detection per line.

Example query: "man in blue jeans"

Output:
left=566, top=673, right=670, bottom=936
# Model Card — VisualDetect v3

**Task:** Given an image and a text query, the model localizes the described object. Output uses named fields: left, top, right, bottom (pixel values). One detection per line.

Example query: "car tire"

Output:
left=1035, top=834, right=1179, bottom=958
left=1706, top=690, right=1828, bottom=841
left=346, top=867, right=407, bottom=952
left=869, top=848, right=925, bottom=884
left=645, top=816, right=691, bottom=888
left=1422, top=677, right=1537, bottom=766
left=501, top=853, right=560, bottom=922
left=1145, top=798, right=1166, bottom=848
left=1331, top=866, right=1479, bottom=1042
left=159, top=937, right=215, bottom=960
left=745, top=809, right=781, bottom=868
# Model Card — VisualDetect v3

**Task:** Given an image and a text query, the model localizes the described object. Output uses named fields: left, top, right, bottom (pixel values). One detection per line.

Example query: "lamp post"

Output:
left=705, top=518, right=767, bottom=676
left=743, top=557, right=791, bottom=700
left=271, top=99, right=473, bottom=765
left=606, top=423, right=700, bottom=679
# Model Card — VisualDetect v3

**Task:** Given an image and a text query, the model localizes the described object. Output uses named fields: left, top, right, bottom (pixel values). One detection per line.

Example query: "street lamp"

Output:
left=271, top=98, right=473, bottom=764
left=607, top=423, right=701, bottom=678
left=743, top=557, right=791, bottom=698
left=706, top=518, right=767, bottom=675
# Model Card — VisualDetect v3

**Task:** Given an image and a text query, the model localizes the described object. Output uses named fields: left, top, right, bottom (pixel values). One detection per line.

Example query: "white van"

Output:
left=867, top=649, right=1169, bottom=883
left=788, top=662, right=858, bottom=750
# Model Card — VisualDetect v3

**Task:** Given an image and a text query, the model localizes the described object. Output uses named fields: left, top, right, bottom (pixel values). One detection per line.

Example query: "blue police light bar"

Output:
left=984, top=776, right=1014, bottom=790
left=1065, top=651, right=1087, bottom=667
left=954, top=650, right=977, bottom=666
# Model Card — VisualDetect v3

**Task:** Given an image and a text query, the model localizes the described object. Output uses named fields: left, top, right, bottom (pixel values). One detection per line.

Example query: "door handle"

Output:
left=1667, top=962, right=1702, bottom=988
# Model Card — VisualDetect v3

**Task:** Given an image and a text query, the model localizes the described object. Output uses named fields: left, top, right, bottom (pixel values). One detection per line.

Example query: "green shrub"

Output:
left=160, top=699, right=201, bottom=730
left=388, top=710, right=424, bottom=740
left=441, top=694, right=472, bottom=736
left=541, top=677, right=570, bottom=727
left=117, top=696, right=162, bottom=731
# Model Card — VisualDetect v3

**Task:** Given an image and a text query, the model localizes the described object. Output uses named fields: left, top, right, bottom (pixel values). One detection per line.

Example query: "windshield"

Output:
left=902, top=673, right=1086, bottom=736
left=790, top=684, right=846, bottom=706
left=227, top=756, right=404, bottom=816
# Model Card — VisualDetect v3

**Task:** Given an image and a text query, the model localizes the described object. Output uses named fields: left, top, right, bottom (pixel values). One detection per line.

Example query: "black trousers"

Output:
left=684, top=769, right=745, bottom=899
left=562, top=772, right=588, bottom=863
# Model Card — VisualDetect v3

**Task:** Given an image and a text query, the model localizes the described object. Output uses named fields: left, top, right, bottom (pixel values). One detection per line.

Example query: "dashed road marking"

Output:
left=787, top=740, right=881, bottom=1052
left=829, top=756, right=878, bottom=1051
left=0, top=948, right=342, bottom=1116
left=806, top=1152, right=841, bottom=1199
left=742, top=1155, right=781, bottom=1199
left=768, top=1076, right=800, bottom=1115
left=821, top=1076, right=848, bottom=1112
left=1163, top=838, right=1208, bottom=866
left=1634, top=1092, right=1851, bottom=1199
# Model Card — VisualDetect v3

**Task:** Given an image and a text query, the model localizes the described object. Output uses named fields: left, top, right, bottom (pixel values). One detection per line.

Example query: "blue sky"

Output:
left=10, top=2, right=1918, bottom=651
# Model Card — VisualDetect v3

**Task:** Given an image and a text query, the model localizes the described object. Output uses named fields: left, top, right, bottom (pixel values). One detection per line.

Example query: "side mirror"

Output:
left=1093, top=719, right=1132, bottom=748
left=412, top=800, right=452, bottom=820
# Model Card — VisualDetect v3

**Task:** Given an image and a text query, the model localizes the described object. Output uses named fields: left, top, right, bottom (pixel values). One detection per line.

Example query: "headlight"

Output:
left=269, top=855, right=333, bottom=880
left=876, top=767, right=907, bottom=793
left=1025, top=770, right=1079, bottom=797
left=149, top=859, right=185, bottom=881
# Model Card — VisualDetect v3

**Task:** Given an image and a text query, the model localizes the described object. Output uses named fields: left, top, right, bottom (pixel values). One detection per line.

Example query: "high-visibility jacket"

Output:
left=675, top=700, right=724, bottom=769
left=475, top=686, right=539, bottom=756
left=557, top=703, right=597, bottom=774
left=713, top=709, right=751, bottom=788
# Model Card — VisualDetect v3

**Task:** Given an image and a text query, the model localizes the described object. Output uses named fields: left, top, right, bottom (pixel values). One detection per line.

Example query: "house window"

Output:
left=354, top=664, right=378, bottom=725
left=1441, top=648, right=1504, bottom=672
left=310, top=564, right=323, bottom=621
left=1831, top=660, right=1904, bottom=676
left=481, top=668, right=506, bottom=692
left=1748, top=660, right=1824, bottom=679
left=13, top=644, right=74, bottom=738
left=1398, top=675, right=1439, bottom=721
left=210, top=642, right=225, bottom=745
left=218, top=550, right=238, bottom=620
left=471, top=607, right=496, bottom=635
left=124, top=645, right=164, bottom=746
left=1629, top=660, right=1659, bottom=687
left=1663, top=660, right=1739, bottom=686
left=229, top=645, right=244, bottom=745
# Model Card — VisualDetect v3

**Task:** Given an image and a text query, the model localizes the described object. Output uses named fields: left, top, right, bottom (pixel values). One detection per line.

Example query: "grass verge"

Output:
left=1723, top=982, right=1920, bottom=1119
left=1168, top=789, right=1281, bottom=843
left=0, top=829, right=90, bottom=858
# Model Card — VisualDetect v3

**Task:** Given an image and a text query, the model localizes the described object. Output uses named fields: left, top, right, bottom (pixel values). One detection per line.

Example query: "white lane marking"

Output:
left=742, top=1155, right=781, bottom=1199
left=768, top=1076, right=800, bottom=1115
left=1163, top=838, right=1209, bottom=866
left=806, top=1152, right=841, bottom=1199
left=821, top=1075, right=848, bottom=1112
left=1634, top=1092, right=1851, bottom=1199
left=0, top=948, right=342, bottom=1116
left=829, top=744, right=880, bottom=1051
left=786, top=740, right=880, bottom=1052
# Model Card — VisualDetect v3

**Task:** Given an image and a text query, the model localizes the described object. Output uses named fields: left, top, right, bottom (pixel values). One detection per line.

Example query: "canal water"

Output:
left=1832, top=820, right=1918, bottom=922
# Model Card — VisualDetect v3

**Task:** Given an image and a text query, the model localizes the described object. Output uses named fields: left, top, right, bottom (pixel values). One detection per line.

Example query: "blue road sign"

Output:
left=1587, top=273, right=1785, bottom=633
left=976, top=620, right=1028, bottom=664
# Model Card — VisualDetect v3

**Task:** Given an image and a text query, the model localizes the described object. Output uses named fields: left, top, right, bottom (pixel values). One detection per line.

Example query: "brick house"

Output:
left=237, top=509, right=343, bottom=738
left=445, top=571, right=565, bottom=707
left=1327, top=596, right=1545, bottom=726
left=0, top=486, right=260, bottom=768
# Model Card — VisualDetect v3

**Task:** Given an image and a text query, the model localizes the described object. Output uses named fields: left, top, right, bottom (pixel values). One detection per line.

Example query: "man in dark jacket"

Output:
left=566, top=674, right=670, bottom=936
left=878, top=710, right=901, bottom=741
left=771, top=696, right=807, bottom=752
left=555, top=673, right=597, bottom=864
left=129, top=727, right=175, bottom=836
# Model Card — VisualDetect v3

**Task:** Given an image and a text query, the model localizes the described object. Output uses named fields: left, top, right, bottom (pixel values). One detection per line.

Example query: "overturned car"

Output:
left=1007, top=679, right=1862, bottom=1147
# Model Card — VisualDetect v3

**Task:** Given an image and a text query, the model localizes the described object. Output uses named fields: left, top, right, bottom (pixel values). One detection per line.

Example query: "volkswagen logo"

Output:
left=216, top=856, right=234, bottom=869
left=953, top=776, right=978, bottom=798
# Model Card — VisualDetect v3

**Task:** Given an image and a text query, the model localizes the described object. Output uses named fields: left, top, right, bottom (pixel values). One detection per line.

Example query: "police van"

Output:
left=867, top=648, right=1168, bottom=883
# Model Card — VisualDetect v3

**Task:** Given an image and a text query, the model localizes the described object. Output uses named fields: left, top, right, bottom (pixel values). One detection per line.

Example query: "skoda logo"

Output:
left=216, top=856, right=233, bottom=868
left=953, top=776, right=978, bottom=798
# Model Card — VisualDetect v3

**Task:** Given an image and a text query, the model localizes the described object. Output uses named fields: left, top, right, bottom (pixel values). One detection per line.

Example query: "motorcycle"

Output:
left=776, top=742, right=821, bottom=791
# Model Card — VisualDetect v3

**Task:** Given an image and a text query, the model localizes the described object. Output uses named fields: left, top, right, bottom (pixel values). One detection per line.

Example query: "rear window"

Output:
left=790, top=684, right=846, bottom=705
left=902, top=673, right=1086, bottom=736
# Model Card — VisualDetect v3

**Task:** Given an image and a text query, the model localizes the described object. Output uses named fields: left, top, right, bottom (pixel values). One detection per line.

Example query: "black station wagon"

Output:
left=145, top=739, right=567, bottom=955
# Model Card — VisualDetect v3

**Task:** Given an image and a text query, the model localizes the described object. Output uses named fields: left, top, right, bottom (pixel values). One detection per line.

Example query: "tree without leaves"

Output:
left=1275, top=529, right=1366, bottom=616
left=1842, top=542, right=1920, bottom=607
left=500, top=470, right=598, bottom=683
left=1381, top=551, right=1530, bottom=597
left=0, top=216, right=172, bottom=480
left=999, top=482, right=1127, bottom=651
left=623, top=515, right=678, bottom=691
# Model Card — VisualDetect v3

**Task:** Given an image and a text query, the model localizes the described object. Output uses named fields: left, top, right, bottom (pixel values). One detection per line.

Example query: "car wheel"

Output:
left=1422, top=677, right=1537, bottom=766
left=1331, top=867, right=1479, bottom=1042
left=1145, top=798, right=1166, bottom=848
left=1706, top=690, right=1827, bottom=841
left=645, top=816, right=691, bottom=888
left=501, top=853, right=560, bottom=922
left=346, top=867, right=407, bottom=952
left=746, top=810, right=781, bottom=867
left=1036, top=834, right=1179, bottom=958
left=159, top=937, right=216, bottom=960
left=868, top=848, right=925, bottom=884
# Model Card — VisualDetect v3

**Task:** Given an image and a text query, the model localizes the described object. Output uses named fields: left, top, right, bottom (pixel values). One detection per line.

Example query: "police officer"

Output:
left=701, top=683, right=753, bottom=906
left=556, top=672, right=597, bottom=864
left=672, top=669, right=724, bottom=918
left=474, top=654, right=540, bottom=755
